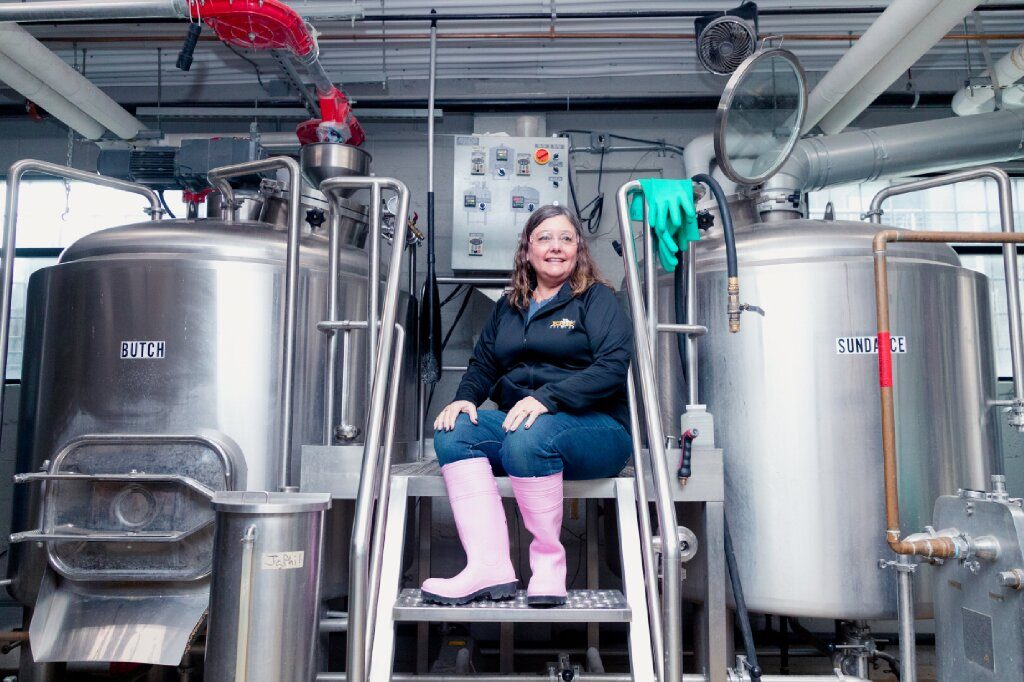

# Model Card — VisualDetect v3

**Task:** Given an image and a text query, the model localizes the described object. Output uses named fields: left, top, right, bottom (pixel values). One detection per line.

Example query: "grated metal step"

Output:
left=393, top=588, right=631, bottom=623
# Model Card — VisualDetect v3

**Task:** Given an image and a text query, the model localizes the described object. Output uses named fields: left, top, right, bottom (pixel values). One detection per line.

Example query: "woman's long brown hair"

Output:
left=508, top=204, right=610, bottom=310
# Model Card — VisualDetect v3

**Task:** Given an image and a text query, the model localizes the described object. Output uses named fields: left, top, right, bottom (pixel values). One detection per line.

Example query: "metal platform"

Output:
left=393, top=588, right=631, bottom=623
left=301, top=445, right=724, bottom=503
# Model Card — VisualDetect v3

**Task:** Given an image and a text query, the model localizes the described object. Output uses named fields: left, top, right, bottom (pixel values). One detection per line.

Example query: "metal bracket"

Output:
left=860, top=208, right=884, bottom=221
left=878, top=556, right=918, bottom=574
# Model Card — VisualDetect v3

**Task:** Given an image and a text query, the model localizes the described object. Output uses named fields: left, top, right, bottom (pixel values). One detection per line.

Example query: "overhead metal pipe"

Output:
left=357, top=4, right=1019, bottom=22
left=0, top=0, right=187, bottom=22
left=764, top=108, right=1024, bottom=200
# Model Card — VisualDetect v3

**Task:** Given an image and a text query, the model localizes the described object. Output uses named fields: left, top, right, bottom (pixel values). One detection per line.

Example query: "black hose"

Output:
left=673, top=248, right=688, bottom=391
left=691, top=173, right=736, bottom=279
left=725, top=516, right=762, bottom=681
left=175, top=23, right=202, bottom=72
left=157, top=190, right=176, bottom=219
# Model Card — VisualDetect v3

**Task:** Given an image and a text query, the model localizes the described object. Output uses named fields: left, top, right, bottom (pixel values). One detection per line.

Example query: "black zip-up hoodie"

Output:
left=454, top=282, right=633, bottom=427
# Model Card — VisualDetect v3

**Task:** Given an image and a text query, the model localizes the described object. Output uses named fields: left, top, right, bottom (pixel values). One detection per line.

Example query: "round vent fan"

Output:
left=697, top=16, right=757, bottom=75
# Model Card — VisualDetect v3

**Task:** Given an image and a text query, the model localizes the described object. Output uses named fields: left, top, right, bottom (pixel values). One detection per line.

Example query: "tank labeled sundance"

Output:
left=665, top=218, right=997, bottom=620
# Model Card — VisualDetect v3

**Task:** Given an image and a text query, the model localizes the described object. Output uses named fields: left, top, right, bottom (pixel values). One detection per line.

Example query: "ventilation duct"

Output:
left=763, top=108, right=1024, bottom=199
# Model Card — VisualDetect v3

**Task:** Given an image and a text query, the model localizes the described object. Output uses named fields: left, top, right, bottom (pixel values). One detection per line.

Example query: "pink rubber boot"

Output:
left=421, top=458, right=518, bottom=605
left=510, top=471, right=567, bottom=607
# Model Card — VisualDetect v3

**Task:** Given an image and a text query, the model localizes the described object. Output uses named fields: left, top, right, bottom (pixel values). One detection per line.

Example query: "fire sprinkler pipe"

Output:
left=871, top=167, right=1024, bottom=560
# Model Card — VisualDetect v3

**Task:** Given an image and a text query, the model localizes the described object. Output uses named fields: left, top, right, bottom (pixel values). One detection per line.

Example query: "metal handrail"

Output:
left=364, top=323, right=406, bottom=662
left=625, top=370, right=666, bottom=681
left=0, top=160, right=163, bottom=447
left=319, top=176, right=409, bottom=682
left=615, top=180, right=683, bottom=681
left=869, top=166, right=1024, bottom=430
left=207, top=157, right=303, bottom=490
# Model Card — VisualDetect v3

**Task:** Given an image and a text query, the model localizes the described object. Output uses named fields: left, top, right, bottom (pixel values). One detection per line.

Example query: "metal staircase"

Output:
left=303, top=178, right=728, bottom=680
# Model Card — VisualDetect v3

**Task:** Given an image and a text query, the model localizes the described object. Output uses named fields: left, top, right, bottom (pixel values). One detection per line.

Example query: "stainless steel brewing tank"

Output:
left=662, top=218, right=997, bottom=619
left=11, top=218, right=415, bottom=604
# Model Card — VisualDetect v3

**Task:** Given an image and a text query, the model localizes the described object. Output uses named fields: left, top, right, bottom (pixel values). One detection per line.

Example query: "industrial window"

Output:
left=0, top=179, right=187, bottom=380
left=809, top=177, right=1024, bottom=379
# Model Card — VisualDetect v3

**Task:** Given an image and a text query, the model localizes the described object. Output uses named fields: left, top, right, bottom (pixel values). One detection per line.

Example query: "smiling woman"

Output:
left=423, top=204, right=634, bottom=608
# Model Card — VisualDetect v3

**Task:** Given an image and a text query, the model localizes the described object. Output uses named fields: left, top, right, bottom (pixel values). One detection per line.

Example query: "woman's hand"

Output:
left=502, top=396, right=549, bottom=432
left=434, top=400, right=478, bottom=432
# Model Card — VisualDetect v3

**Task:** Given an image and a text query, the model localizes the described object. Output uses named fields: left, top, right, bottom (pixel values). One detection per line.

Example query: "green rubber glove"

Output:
left=629, top=178, right=700, bottom=272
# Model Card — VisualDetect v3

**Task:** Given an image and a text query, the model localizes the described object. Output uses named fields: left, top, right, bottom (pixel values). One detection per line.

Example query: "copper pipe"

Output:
left=873, top=228, right=1024, bottom=558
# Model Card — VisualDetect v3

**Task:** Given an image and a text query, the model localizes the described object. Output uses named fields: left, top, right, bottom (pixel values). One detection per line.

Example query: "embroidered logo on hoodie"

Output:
left=550, top=318, right=576, bottom=330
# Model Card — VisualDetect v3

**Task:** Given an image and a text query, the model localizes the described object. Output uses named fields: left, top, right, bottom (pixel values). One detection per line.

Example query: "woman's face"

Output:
left=527, top=214, right=579, bottom=288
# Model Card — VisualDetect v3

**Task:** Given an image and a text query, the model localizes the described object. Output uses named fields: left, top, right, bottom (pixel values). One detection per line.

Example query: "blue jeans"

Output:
left=434, top=410, right=631, bottom=479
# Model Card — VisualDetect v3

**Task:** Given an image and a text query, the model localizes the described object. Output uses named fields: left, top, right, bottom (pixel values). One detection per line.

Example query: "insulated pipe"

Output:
left=0, top=52, right=107, bottom=139
left=872, top=170, right=1024, bottom=559
left=0, top=23, right=145, bottom=139
left=0, top=160, right=161, bottom=450
left=819, top=0, right=981, bottom=134
left=952, top=42, right=1024, bottom=115
left=207, top=156, right=302, bottom=491
left=683, top=133, right=716, bottom=177
left=802, top=0, right=944, bottom=133
left=764, top=108, right=1024, bottom=197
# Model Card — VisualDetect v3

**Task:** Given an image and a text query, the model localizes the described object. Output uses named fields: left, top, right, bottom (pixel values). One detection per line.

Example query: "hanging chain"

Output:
left=61, top=44, right=81, bottom=221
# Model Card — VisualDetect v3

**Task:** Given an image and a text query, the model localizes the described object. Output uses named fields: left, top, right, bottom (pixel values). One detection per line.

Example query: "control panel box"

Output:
left=452, top=135, right=569, bottom=271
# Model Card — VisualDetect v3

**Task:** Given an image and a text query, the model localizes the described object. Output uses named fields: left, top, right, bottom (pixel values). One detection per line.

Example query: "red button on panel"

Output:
left=534, top=148, right=551, bottom=165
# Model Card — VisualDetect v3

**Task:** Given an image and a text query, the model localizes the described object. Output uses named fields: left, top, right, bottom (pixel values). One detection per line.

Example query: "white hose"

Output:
left=0, top=23, right=144, bottom=139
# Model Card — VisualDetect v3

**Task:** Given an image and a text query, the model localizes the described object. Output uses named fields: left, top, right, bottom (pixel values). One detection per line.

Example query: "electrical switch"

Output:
left=534, top=148, right=551, bottom=165
left=469, top=233, right=484, bottom=256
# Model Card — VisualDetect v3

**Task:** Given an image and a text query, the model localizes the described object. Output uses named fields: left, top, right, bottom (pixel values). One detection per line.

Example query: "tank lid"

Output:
left=697, top=218, right=962, bottom=268
left=58, top=219, right=346, bottom=270
left=212, top=491, right=332, bottom=514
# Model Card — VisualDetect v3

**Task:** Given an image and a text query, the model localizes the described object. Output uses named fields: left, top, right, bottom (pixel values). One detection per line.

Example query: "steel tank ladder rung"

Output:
left=367, top=475, right=655, bottom=681
left=393, top=588, right=630, bottom=623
